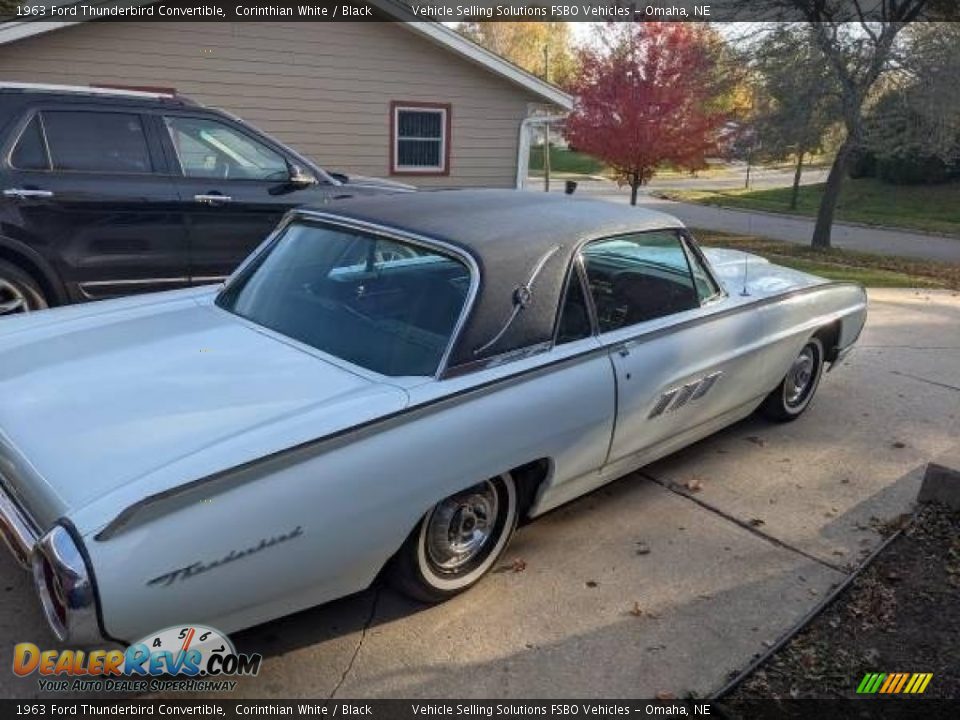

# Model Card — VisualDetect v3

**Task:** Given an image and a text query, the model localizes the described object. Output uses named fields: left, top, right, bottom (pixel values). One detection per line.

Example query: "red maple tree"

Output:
left=565, top=23, right=727, bottom=205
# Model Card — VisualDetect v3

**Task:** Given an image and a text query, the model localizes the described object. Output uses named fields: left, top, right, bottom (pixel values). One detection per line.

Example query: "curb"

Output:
left=918, top=446, right=960, bottom=510
left=709, top=528, right=904, bottom=700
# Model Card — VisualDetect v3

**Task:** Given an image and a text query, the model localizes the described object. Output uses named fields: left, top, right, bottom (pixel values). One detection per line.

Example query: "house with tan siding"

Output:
left=0, top=1, right=571, bottom=188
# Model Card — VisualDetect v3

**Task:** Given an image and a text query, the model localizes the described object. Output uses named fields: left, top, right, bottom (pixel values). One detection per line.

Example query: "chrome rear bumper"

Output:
left=0, top=482, right=38, bottom=568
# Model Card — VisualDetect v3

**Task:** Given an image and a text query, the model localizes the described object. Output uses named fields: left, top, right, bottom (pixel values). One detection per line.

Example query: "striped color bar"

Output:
left=857, top=672, right=932, bottom=694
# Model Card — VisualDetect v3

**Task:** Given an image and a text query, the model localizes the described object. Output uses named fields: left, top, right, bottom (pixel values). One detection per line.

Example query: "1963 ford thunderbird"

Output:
left=0, top=190, right=866, bottom=644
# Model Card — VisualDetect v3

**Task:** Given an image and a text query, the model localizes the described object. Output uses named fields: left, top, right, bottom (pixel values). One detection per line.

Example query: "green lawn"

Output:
left=529, top=146, right=606, bottom=177
left=663, top=178, right=960, bottom=237
left=694, top=229, right=960, bottom=290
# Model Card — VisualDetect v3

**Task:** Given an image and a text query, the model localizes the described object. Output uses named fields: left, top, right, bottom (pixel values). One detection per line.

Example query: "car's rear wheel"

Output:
left=389, top=473, right=518, bottom=603
left=760, top=336, right=825, bottom=422
left=0, top=260, right=48, bottom=316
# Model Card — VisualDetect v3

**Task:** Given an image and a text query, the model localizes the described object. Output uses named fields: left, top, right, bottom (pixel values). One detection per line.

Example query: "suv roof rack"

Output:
left=0, top=82, right=197, bottom=104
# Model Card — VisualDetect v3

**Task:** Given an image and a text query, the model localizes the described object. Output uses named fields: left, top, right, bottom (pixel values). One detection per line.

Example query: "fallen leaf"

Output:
left=891, top=441, right=907, bottom=449
left=684, top=478, right=703, bottom=492
left=629, top=602, right=643, bottom=617
left=655, top=691, right=676, bottom=700
left=746, top=436, right=767, bottom=446
left=636, top=542, right=651, bottom=555
left=511, top=559, right=527, bottom=573
left=749, top=518, right=765, bottom=527
left=585, top=580, right=598, bottom=588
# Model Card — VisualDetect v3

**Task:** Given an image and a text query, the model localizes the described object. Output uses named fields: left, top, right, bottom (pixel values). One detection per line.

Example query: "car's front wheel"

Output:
left=760, top=336, right=825, bottom=422
left=0, top=260, right=48, bottom=316
left=389, top=473, right=518, bottom=603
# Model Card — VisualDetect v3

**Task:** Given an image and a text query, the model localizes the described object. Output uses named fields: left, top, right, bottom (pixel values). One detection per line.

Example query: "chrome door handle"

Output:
left=194, top=194, right=232, bottom=204
left=4, top=188, right=54, bottom=199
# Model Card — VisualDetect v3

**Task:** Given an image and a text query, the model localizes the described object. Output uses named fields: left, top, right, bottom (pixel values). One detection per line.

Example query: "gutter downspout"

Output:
left=516, top=115, right=567, bottom=190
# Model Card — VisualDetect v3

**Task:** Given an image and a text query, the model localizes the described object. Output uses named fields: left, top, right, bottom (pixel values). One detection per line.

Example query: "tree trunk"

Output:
left=811, top=142, right=852, bottom=249
left=790, top=151, right=805, bottom=210
left=630, top=173, right=639, bottom=206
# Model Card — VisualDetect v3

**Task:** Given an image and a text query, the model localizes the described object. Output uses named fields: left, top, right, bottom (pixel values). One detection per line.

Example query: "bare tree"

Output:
left=752, top=1, right=940, bottom=247
left=753, top=26, right=841, bottom=209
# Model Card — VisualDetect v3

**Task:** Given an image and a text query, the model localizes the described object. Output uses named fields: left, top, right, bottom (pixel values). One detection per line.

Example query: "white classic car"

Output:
left=0, top=190, right=866, bottom=644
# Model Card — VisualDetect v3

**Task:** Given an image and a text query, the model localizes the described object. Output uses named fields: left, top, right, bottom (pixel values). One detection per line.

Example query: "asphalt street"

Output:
left=530, top=176, right=960, bottom=264
left=2, top=289, right=957, bottom=699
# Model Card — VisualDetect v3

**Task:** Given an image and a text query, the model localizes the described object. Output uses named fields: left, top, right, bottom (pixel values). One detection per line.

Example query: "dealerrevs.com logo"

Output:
left=13, top=624, right=261, bottom=692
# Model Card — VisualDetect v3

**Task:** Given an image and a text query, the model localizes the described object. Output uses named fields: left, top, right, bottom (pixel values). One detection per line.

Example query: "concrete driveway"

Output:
left=1, top=289, right=957, bottom=700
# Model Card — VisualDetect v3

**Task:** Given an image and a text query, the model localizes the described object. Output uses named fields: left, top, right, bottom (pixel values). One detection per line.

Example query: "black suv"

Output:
left=0, top=83, right=411, bottom=315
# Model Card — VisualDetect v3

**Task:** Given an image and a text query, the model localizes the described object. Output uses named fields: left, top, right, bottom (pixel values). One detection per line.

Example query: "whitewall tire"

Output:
left=760, top=336, right=825, bottom=422
left=389, top=473, right=518, bottom=603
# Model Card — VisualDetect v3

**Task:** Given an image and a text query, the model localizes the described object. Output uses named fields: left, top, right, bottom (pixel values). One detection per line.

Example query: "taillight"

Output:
left=31, top=525, right=101, bottom=644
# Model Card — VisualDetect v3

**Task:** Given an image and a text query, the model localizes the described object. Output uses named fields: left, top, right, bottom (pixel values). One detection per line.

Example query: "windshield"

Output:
left=217, top=222, right=472, bottom=377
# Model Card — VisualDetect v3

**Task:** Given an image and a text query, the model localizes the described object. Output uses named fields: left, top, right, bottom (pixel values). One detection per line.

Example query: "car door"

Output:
left=581, top=230, right=767, bottom=465
left=2, top=106, right=188, bottom=301
left=159, top=113, right=333, bottom=284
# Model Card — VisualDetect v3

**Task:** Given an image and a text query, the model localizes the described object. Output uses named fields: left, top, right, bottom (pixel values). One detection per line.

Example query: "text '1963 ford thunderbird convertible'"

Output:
left=0, top=190, right=866, bottom=644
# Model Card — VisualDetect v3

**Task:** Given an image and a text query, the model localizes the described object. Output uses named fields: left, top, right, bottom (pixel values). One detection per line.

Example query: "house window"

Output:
left=391, top=102, right=450, bottom=175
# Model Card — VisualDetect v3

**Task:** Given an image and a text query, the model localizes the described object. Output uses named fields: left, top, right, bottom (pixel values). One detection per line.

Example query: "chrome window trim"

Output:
left=549, top=252, right=596, bottom=349
left=576, top=227, right=706, bottom=338
left=679, top=229, right=727, bottom=305
left=219, top=209, right=481, bottom=382
left=96, top=280, right=865, bottom=543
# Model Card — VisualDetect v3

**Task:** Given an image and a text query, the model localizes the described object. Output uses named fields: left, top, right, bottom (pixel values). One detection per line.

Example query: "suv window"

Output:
left=164, top=116, right=289, bottom=181
left=10, top=116, right=49, bottom=170
left=582, top=231, right=700, bottom=332
left=42, top=111, right=152, bottom=173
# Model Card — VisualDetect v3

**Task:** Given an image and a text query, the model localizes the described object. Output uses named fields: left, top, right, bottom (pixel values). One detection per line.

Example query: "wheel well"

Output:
left=510, top=458, right=552, bottom=523
left=0, top=245, right=63, bottom=307
left=815, top=320, right=842, bottom=363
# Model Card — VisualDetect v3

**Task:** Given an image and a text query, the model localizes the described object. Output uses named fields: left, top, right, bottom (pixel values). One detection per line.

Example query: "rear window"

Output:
left=42, top=111, right=152, bottom=173
left=217, top=222, right=472, bottom=377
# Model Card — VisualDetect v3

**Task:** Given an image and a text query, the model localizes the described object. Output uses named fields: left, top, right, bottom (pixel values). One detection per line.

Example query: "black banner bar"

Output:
left=3, top=0, right=959, bottom=24
left=3, top=700, right=960, bottom=720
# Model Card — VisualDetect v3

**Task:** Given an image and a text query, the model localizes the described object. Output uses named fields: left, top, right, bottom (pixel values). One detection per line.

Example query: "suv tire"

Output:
left=0, top=260, right=48, bottom=316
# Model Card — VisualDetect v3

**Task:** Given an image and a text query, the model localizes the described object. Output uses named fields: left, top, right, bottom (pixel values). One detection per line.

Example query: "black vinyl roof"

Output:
left=303, top=190, right=685, bottom=370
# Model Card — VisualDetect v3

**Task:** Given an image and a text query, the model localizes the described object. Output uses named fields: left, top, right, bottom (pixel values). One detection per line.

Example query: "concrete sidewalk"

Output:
left=1, top=290, right=957, bottom=700
left=531, top=179, right=960, bottom=264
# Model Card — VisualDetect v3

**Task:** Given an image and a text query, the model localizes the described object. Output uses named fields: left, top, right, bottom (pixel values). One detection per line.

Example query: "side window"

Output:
left=42, top=111, right=152, bottom=173
left=556, top=266, right=593, bottom=344
left=683, top=238, right=722, bottom=302
left=164, top=116, right=289, bottom=181
left=582, top=231, right=699, bottom=332
left=10, top=116, right=50, bottom=170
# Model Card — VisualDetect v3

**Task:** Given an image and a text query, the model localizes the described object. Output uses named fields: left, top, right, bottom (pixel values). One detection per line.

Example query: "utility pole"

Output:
left=543, top=42, right=551, bottom=193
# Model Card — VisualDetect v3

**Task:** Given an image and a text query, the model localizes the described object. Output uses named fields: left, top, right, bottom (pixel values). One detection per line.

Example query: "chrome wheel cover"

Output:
left=0, top=278, right=30, bottom=316
left=784, top=345, right=817, bottom=407
left=424, top=481, right=498, bottom=574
